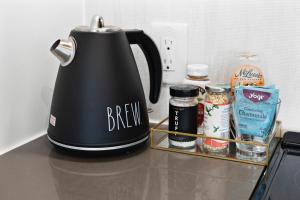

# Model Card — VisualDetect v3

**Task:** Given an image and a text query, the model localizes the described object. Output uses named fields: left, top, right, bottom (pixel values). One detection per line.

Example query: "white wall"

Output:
left=1, top=0, right=300, bottom=154
left=85, top=0, right=300, bottom=131
left=0, top=0, right=84, bottom=154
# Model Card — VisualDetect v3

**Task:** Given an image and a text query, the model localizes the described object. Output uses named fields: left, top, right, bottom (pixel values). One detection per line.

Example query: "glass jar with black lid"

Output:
left=168, top=84, right=199, bottom=149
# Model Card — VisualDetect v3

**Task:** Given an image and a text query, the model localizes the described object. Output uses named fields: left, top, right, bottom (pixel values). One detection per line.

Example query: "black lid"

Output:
left=170, top=84, right=199, bottom=97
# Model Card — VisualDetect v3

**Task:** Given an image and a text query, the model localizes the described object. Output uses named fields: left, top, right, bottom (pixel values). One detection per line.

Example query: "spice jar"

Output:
left=169, top=85, right=199, bottom=149
left=203, top=84, right=230, bottom=153
left=183, top=64, right=210, bottom=134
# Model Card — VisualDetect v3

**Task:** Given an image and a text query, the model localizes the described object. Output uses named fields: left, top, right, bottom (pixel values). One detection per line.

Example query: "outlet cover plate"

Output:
left=150, top=22, right=188, bottom=84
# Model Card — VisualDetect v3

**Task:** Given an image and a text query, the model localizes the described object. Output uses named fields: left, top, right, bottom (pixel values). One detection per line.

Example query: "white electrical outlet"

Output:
left=150, top=22, right=188, bottom=84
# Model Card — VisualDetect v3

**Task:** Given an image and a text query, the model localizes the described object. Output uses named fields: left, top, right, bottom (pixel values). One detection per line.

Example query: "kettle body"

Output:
left=48, top=16, right=162, bottom=151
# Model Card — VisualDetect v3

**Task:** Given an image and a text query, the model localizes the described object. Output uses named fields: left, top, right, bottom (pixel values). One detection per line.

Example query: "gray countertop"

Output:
left=0, top=136, right=263, bottom=200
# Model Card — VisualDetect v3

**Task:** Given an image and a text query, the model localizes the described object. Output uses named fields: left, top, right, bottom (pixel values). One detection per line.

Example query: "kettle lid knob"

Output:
left=90, top=15, right=104, bottom=31
left=73, top=15, right=120, bottom=33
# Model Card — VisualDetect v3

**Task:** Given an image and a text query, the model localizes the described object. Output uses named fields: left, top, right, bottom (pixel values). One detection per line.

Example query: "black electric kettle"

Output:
left=47, top=15, right=162, bottom=151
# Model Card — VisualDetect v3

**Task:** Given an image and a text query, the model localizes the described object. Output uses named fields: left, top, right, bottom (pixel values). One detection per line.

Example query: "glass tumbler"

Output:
left=232, top=100, right=281, bottom=161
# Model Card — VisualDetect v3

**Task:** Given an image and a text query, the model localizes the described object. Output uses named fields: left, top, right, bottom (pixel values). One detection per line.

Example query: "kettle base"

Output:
left=47, top=135, right=149, bottom=152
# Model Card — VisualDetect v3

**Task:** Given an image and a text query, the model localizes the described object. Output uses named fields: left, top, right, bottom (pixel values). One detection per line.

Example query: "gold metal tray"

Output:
left=150, top=118, right=282, bottom=166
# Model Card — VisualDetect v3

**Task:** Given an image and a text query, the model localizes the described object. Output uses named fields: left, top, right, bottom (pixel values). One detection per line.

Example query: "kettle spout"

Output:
left=50, top=38, right=76, bottom=66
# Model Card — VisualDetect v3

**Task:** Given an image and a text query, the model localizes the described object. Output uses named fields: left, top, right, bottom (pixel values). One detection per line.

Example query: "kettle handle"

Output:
left=125, top=30, right=162, bottom=104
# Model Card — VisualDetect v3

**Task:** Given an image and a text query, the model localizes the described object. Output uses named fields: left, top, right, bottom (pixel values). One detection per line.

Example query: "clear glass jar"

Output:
left=203, top=84, right=230, bottom=154
left=168, top=85, right=199, bottom=149
left=230, top=52, right=264, bottom=95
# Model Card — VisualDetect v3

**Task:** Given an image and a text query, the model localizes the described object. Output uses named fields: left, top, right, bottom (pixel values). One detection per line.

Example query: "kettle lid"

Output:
left=74, top=15, right=121, bottom=33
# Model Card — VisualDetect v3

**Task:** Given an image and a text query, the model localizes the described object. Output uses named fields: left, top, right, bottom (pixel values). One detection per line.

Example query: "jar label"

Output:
left=196, top=86, right=207, bottom=134
left=169, top=104, right=197, bottom=142
left=197, top=103, right=205, bottom=133
left=230, top=64, right=264, bottom=95
left=204, top=102, right=230, bottom=147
